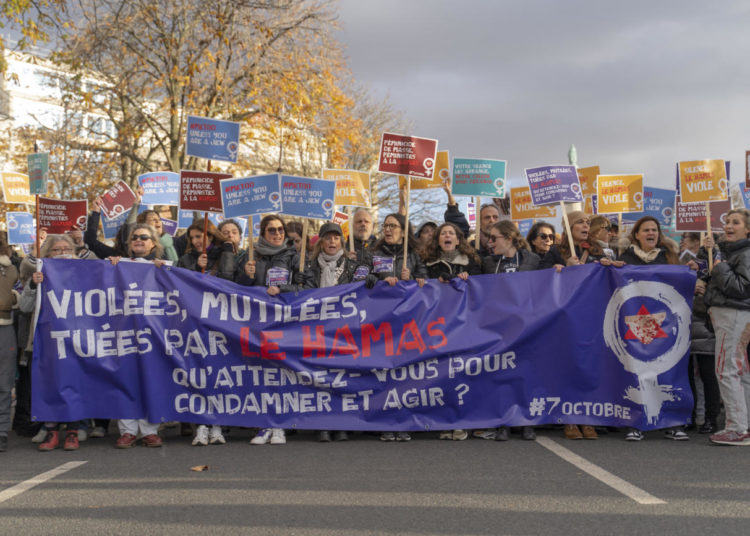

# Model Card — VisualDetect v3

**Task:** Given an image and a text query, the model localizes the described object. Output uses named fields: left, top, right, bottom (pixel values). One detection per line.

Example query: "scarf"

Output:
left=255, top=237, right=288, bottom=257
left=317, top=249, right=344, bottom=288
left=439, top=249, right=459, bottom=262
left=631, top=244, right=661, bottom=263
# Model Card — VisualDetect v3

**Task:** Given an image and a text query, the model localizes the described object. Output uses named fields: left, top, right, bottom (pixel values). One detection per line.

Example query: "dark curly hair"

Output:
left=421, top=222, right=480, bottom=264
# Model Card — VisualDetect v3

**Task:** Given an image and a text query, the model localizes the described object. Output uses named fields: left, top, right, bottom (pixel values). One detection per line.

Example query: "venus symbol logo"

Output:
left=322, top=199, right=334, bottom=217
left=603, top=280, right=691, bottom=424
left=269, top=192, right=281, bottom=210
left=494, top=178, right=504, bottom=194
left=633, top=192, right=643, bottom=210
left=7, top=216, right=17, bottom=230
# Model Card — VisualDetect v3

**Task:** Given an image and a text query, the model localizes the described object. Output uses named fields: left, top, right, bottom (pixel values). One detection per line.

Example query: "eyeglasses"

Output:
left=382, top=223, right=401, bottom=230
left=266, top=226, right=285, bottom=235
left=131, top=234, right=152, bottom=241
left=538, top=233, right=554, bottom=241
left=50, top=247, right=73, bottom=255
left=487, top=234, right=502, bottom=242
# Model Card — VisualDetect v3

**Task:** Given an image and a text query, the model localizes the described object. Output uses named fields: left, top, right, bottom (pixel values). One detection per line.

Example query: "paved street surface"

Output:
left=1, top=426, right=748, bottom=535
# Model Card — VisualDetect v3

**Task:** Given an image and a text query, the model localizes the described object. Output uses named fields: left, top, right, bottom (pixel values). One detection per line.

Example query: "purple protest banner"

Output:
left=524, top=165, right=582, bottom=206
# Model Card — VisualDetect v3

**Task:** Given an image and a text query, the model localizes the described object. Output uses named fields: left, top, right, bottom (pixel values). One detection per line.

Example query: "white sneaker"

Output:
left=89, top=426, right=106, bottom=438
left=270, top=428, right=286, bottom=445
left=251, top=428, right=273, bottom=445
left=192, top=425, right=209, bottom=446
left=625, top=429, right=644, bottom=441
left=208, top=426, right=226, bottom=445
left=31, top=428, right=48, bottom=443
left=77, top=428, right=88, bottom=442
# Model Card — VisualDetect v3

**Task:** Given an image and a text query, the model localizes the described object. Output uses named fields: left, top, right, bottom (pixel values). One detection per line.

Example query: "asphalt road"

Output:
left=0, top=426, right=748, bottom=535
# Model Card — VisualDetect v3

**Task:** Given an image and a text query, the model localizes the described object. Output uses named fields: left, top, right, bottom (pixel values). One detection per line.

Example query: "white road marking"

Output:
left=536, top=436, right=666, bottom=505
left=0, top=461, right=87, bottom=504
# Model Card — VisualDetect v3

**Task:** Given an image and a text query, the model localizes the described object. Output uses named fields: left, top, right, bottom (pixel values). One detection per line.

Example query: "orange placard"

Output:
left=509, top=186, right=557, bottom=220
left=577, top=166, right=600, bottom=198
left=324, top=169, right=371, bottom=208
left=596, top=174, right=644, bottom=213
left=678, top=160, right=727, bottom=204
left=1, top=172, right=34, bottom=204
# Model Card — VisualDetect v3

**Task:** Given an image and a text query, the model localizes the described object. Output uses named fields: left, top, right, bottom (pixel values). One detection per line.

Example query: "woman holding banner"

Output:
left=539, top=211, right=613, bottom=272
left=303, top=222, right=370, bottom=442
left=176, top=220, right=235, bottom=447
left=237, top=215, right=303, bottom=446
left=703, top=208, right=750, bottom=445
left=539, top=211, right=609, bottom=440
left=125, top=187, right=179, bottom=262
left=619, top=216, right=687, bottom=442
left=19, top=235, right=83, bottom=451
left=422, top=222, right=481, bottom=441
left=370, top=213, right=427, bottom=442
left=482, top=221, right=539, bottom=442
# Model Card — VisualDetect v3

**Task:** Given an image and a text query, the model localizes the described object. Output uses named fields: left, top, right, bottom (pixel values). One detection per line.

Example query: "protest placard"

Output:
left=596, top=174, right=644, bottom=214
left=6, top=212, right=35, bottom=244
left=524, top=165, right=582, bottom=205
left=178, top=209, right=223, bottom=229
left=27, top=153, right=49, bottom=195
left=38, top=197, right=88, bottom=233
left=730, top=183, right=750, bottom=210
left=280, top=175, right=336, bottom=220
left=138, top=171, right=179, bottom=206
left=677, top=160, right=728, bottom=204
left=99, top=180, right=137, bottom=220
left=583, top=195, right=597, bottom=215
left=452, top=158, right=507, bottom=198
left=675, top=195, right=730, bottom=232
left=185, top=115, right=241, bottom=163
left=622, top=187, right=676, bottom=226
left=378, top=132, right=438, bottom=179
left=510, top=186, right=557, bottom=220
left=517, top=219, right=533, bottom=236
left=332, top=211, right=348, bottom=226
left=179, top=170, right=231, bottom=214
left=220, top=174, right=281, bottom=219
left=324, top=169, right=371, bottom=207
left=101, top=209, right=130, bottom=240
left=1, top=172, right=34, bottom=204
left=397, top=150, right=449, bottom=190
left=577, top=165, right=600, bottom=198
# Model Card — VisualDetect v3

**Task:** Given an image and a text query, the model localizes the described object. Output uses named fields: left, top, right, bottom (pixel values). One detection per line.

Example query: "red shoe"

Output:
left=141, top=434, right=163, bottom=448
left=63, top=431, right=80, bottom=451
left=39, top=430, right=60, bottom=451
left=115, top=433, right=138, bottom=449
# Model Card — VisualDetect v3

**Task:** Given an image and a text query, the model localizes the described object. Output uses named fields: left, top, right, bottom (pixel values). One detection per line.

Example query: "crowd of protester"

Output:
left=2, top=183, right=750, bottom=452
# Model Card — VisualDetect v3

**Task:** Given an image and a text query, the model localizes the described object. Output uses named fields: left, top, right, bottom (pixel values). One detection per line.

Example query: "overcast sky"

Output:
left=336, top=0, right=750, bottom=194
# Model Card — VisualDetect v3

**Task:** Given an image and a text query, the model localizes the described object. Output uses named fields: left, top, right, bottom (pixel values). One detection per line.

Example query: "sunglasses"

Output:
left=538, top=233, right=554, bottom=241
left=383, top=223, right=401, bottom=230
left=131, top=233, right=152, bottom=241
left=266, top=226, right=285, bottom=235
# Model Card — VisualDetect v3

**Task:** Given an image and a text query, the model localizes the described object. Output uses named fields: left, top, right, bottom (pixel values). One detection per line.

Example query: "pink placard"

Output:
left=675, top=195, right=730, bottom=232
left=99, top=180, right=136, bottom=220
left=179, top=170, right=232, bottom=214
left=38, top=197, right=89, bottom=234
left=377, top=132, right=438, bottom=179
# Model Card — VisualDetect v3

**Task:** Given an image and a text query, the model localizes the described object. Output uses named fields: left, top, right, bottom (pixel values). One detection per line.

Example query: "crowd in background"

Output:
left=2, top=183, right=750, bottom=452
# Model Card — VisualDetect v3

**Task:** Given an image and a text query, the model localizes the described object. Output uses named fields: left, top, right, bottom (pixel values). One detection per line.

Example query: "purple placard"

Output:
left=525, top=165, right=582, bottom=206
left=161, top=218, right=178, bottom=236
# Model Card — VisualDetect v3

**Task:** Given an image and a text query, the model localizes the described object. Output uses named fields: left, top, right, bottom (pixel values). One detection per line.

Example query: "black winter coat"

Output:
left=704, top=238, right=750, bottom=310
left=234, top=246, right=301, bottom=293
left=303, top=255, right=368, bottom=288
left=177, top=242, right=235, bottom=280
left=425, top=253, right=481, bottom=280
left=370, top=242, right=427, bottom=281
left=539, top=244, right=604, bottom=269
left=619, top=247, right=671, bottom=265
left=482, top=248, right=540, bottom=274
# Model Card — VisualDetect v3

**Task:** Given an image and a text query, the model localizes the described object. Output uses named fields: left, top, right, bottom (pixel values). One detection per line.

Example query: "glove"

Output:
left=292, top=272, right=305, bottom=285
left=365, top=274, right=378, bottom=289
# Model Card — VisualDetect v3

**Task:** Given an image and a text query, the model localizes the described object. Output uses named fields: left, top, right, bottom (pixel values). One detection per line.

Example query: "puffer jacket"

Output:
left=704, top=238, right=750, bottom=310
left=234, top=246, right=300, bottom=293
left=482, top=248, right=540, bottom=274
left=370, top=242, right=427, bottom=281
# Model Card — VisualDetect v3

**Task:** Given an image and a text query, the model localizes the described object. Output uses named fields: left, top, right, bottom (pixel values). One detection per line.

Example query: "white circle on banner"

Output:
left=603, top=280, right=691, bottom=377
